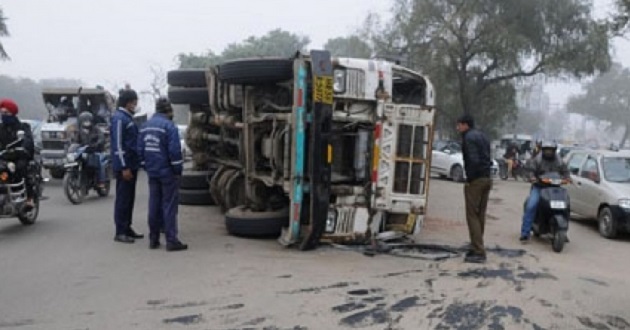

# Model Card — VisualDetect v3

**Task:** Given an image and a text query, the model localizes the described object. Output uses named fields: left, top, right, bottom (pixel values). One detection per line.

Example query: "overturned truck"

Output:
left=168, top=50, right=435, bottom=250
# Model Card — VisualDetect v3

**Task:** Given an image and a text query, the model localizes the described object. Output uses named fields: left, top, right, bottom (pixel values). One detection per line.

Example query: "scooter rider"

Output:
left=520, top=141, right=570, bottom=242
left=76, top=111, right=107, bottom=187
left=0, top=98, right=36, bottom=210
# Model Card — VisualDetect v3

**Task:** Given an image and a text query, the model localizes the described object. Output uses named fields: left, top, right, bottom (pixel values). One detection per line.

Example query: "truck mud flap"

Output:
left=299, top=50, right=334, bottom=251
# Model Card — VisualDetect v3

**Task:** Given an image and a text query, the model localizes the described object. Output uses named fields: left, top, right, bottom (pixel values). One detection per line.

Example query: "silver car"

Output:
left=565, top=149, right=630, bottom=238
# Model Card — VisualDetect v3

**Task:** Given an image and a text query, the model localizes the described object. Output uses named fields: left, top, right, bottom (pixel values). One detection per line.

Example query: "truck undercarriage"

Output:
left=169, top=51, right=435, bottom=250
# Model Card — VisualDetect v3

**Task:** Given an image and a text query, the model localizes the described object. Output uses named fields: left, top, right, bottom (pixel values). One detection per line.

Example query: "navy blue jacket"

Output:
left=111, top=108, right=140, bottom=172
left=138, top=113, right=183, bottom=178
left=461, top=128, right=492, bottom=182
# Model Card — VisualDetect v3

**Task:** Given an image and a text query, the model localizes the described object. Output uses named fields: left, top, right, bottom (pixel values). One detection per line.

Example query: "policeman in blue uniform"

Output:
left=138, top=98, right=187, bottom=251
left=111, top=89, right=143, bottom=243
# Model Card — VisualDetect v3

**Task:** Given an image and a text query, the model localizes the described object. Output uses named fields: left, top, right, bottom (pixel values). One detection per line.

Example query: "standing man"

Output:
left=111, top=89, right=143, bottom=243
left=456, top=114, right=493, bottom=263
left=138, top=98, right=187, bottom=251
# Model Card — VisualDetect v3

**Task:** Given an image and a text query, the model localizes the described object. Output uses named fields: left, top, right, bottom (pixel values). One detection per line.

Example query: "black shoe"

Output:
left=127, top=229, right=144, bottom=239
left=166, top=242, right=188, bottom=252
left=149, top=241, right=161, bottom=249
left=519, top=235, right=530, bottom=243
left=114, top=235, right=135, bottom=244
left=464, top=253, right=486, bottom=263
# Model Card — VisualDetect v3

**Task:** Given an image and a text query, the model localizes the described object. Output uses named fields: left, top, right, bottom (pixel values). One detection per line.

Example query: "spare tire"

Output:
left=179, top=170, right=212, bottom=190
left=168, top=87, right=209, bottom=105
left=218, top=58, right=293, bottom=85
left=167, top=70, right=207, bottom=87
left=225, top=206, right=290, bottom=237
left=179, top=188, right=214, bottom=206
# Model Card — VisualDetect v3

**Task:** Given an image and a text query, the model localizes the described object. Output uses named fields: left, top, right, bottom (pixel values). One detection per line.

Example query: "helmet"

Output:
left=540, top=141, right=557, bottom=161
left=78, top=111, right=94, bottom=129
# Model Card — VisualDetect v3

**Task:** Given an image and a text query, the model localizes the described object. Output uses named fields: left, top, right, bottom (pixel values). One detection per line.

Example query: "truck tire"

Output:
left=168, top=87, right=209, bottom=105
left=225, top=206, right=290, bottom=237
left=167, top=70, right=207, bottom=87
left=218, top=58, right=293, bottom=85
left=180, top=170, right=212, bottom=190
left=179, top=188, right=214, bottom=206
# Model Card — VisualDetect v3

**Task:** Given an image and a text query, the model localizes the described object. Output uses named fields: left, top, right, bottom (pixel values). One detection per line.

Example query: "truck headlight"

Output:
left=619, top=199, right=630, bottom=210
left=333, top=69, right=346, bottom=94
left=42, top=131, right=50, bottom=139
left=66, top=154, right=75, bottom=162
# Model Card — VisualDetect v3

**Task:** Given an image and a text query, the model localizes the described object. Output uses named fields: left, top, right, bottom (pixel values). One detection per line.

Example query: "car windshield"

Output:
left=602, top=157, right=630, bottom=183
left=433, top=141, right=448, bottom=151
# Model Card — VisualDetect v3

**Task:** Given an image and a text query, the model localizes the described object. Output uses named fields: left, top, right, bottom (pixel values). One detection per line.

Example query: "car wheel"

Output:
left=168, top=87, right=209, bottom=105
left=218, top=58, right=293, bottom=85
left=225, top=206, right=290, bottom=237
left=450, top=165, right=465, bottom=183
left=598, top=207, right=618, bottom=239
left=167, top=69, right=207, bottom=87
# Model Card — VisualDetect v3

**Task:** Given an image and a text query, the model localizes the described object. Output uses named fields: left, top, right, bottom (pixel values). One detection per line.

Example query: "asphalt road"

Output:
left=0, top=173, right=629, bottom=330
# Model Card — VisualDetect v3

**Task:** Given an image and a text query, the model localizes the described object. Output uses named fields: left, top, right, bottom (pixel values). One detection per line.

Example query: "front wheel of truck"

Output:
left=225, top=206, right=290, bottom=237
left=218, top=58, right=293, bottom=85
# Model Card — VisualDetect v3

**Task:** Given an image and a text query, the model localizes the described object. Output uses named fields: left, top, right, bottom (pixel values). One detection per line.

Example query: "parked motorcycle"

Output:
left=524, top=172, right=571, bottom=253
left=0, top=131, right=41, bottom=225
left=62, top=144, right=111, bottom=204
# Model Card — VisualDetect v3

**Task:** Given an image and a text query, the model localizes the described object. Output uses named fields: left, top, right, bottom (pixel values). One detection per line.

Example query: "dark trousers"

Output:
left=148, top=176, right=179, bottom=244
left=114, top=170, right=137, bottom=236
left=464, top=177, right=493, bottom=255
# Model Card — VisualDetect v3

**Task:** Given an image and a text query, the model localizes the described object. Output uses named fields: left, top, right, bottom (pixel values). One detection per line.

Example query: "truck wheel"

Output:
left=225, top=206, right=290, bottom=237
left=180, top=170, right=212, bottom=190
left=50, top=168, right=65, bottom=180
left=167, top=70, right=207, bottom=87
left=179, top=188, right=214, bottom=206
left=168, top=87, right=209, bottom=105
left=598, top=207, right=618, bottom=239
left=218, top=58, right=293, bottom=85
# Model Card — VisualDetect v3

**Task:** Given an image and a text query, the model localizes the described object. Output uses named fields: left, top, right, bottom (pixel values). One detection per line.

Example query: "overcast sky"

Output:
left=0, top=0, right=627, bottom=110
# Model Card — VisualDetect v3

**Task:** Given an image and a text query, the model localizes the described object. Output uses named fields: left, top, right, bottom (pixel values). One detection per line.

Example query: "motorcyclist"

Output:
left=520, top=141, right=570, bottom=242
left=0, top=98, right=36, bottom=209
left=75, top=111, right=107, bottom=187
left=503, top=141, right=519, bottom=179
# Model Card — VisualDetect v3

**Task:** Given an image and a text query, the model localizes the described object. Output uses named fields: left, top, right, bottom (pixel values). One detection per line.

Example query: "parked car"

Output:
left=431, top=140, right=498, bottom=182
left=177, top=125, right=191, bottom=160
left=565, top=149, right=630, bottom=238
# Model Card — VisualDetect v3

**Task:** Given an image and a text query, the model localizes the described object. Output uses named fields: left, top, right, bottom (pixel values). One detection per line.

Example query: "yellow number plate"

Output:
left=313, top=76, right=334, bottom=105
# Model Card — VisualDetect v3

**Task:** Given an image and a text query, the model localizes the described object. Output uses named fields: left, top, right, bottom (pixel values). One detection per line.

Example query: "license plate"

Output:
left=550, top=201, right=566, bottom=209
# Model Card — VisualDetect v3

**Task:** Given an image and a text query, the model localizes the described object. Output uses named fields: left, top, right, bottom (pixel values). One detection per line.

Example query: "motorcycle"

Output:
left=62, top=144, right=111, bottom=204
left=0, top=131, right=41, bottom=225
left=524, top=172, right=571, bottom=253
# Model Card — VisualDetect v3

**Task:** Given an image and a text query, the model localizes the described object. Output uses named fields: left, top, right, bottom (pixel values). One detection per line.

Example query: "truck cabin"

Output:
left=42, top=88, right=115, bottom=125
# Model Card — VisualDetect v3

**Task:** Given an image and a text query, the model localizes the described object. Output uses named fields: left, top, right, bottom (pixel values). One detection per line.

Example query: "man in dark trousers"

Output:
left=138, top=98, right=187, bottom=251
left=111, top=89, right=143, bottom=243
left=456, top=114, right=493, bottom=263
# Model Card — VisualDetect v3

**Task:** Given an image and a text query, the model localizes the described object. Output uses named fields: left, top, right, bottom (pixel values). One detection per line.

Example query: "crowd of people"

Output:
left=0, top=88, right=188, bottom=252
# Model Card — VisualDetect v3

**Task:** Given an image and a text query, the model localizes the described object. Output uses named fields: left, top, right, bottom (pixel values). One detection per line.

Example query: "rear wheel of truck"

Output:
left=167, top=70, right=207, bottom=87
left=179, top=170, right=212, bottom=190
left=218, top=58, right=293, bottom=85
left=225, top=206, right=290, bottom=237
left=168, top=87, right=209, bottom=105
left=179, top=188, right=214, bottom=206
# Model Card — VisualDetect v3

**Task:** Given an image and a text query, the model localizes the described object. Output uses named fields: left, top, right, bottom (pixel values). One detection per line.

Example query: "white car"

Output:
left=177, top=125, right=192, bottom=160
left=431, top=140, right=498, bottom=182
